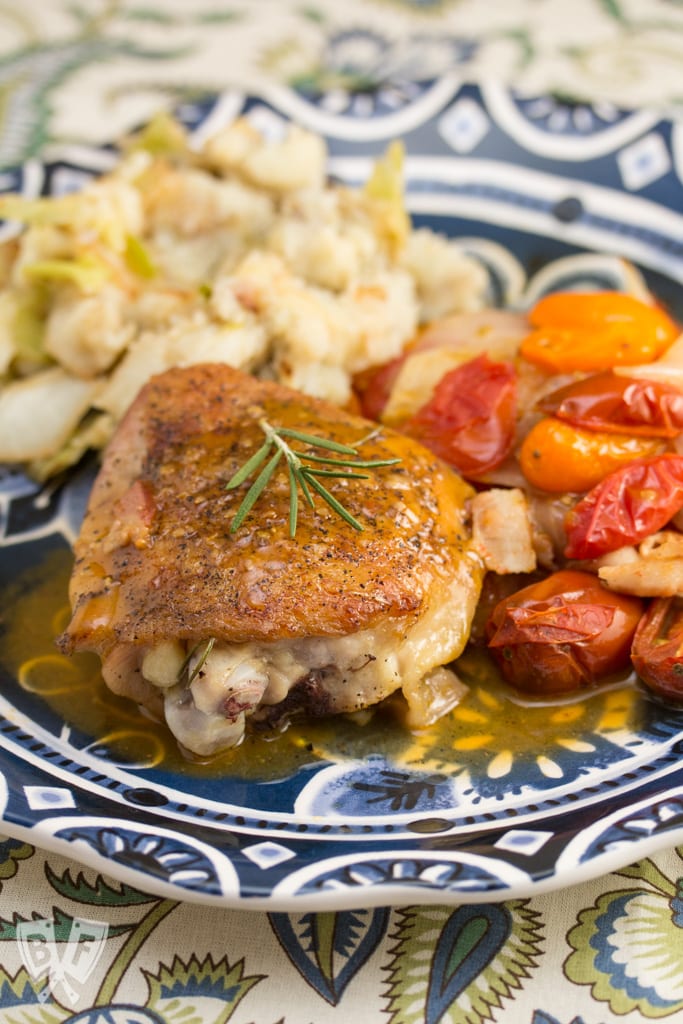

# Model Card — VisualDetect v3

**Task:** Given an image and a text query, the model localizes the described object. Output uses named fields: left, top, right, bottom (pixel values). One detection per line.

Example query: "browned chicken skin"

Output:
left=59, top=364, right=483, bottom=755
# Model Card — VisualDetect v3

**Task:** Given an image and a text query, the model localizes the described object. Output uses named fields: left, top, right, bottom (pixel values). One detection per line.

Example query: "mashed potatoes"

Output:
left=0, top=113, right=488, bottom=477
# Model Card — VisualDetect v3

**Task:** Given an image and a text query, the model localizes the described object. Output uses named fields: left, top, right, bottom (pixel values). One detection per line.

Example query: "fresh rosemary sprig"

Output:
left=226, top=419, right=400, bottom=537
left=178, top=637, right=216, bottom=685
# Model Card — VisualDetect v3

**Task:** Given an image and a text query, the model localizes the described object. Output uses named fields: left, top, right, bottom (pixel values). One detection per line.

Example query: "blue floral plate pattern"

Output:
left=1, top=82, right=682, bottom=910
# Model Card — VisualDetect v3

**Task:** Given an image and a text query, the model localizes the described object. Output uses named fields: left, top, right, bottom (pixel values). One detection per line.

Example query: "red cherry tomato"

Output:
left=353, top=354, right=407, bottom=421
left=486, top=569, right=644, bottom=694
left=404, top=354, right=517, bottom=478
left=564, top=454, right=683, bottom=560
left=631, top=597, right=683, bottom=704
left=538, top=371, right=683, bottom=438
left=353, top=311, right=530, bottom=422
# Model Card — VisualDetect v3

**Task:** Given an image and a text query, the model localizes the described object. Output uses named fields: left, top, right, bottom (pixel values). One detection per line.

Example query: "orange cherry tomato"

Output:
left=486, top=569, right=644, bottom=695
left=518, top=417, right=664, bottom=493
left=520, top=292, right=679, bottom=373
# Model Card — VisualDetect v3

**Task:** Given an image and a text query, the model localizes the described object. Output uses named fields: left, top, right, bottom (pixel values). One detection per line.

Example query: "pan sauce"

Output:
left=0, top=547, right=644, bottom=783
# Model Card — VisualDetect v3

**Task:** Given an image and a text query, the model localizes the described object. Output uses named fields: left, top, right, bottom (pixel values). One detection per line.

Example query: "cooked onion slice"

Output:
left=471, top=487, right=537, bottom=574
left=0, top=367, right=101, bottom=462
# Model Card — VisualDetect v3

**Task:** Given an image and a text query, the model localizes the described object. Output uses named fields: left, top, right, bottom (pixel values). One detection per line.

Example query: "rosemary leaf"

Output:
left=301, top=452, right=401, bottom=468
left=303, top=470, right=364, bottom=531
left=276, top=428, right=359, bottom=455
left=288, top=461, right=299, bottom=538
left=307, top=468, right=369, bottom=480
left=226, top=417, right=401, bottom=536
left=177, top=641, right=200, bottom=682
left=226, top=439, right=272, bottom=489
left=298, top=469, right=315, bottom=509
left=178, top=636, right=216, bottom=684
left=187, top=637, right=216, bottom=685
left=230, top=449, right=282, bottom=532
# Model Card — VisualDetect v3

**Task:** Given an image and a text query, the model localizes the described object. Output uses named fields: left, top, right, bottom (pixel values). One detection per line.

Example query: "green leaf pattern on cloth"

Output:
left=44, top=865, right=161, bottom=907
left=383, top=901, right=544, bottom=1024
left=0, top=838, right=34, bottom=889
left=142, top=954, right=264, bottom=1023
left=0, top=906, right=130, bottom=943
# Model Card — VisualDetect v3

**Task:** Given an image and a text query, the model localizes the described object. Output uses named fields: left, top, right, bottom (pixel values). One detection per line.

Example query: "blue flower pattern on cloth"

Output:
left=62, top=1011, right=166, bottom=1024
left=566, top=852, right=683, bottom=1016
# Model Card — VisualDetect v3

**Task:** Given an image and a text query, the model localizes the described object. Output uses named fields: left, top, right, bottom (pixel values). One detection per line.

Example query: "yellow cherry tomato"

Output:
left=520, top=292, right=679, bottom=373
left=518, top=417, right=665, bottom=493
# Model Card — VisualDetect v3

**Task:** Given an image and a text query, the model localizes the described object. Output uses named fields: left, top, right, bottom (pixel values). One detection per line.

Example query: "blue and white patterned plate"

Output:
left=1, top=82, right=682, bottom=910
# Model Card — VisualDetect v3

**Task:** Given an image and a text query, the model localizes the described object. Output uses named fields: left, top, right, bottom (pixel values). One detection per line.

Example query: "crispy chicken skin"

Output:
left=58, top=364, right=483, bottom=755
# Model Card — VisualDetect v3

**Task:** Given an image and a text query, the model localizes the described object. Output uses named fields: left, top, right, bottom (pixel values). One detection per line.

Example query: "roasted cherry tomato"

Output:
left=631, top=597, right=683, bottom=703
left=538, top=371, right=683, bottom=438
left=353, top=354, right=406, bottom=420
left=564, top=453, right=683, bottom=560
left=404, top=354, right=517, bottom=478
left=486, top=569, right=644, bottom=695
left=520, top=292, right=679, bottom=373
left=354, top=311, right=530, bottom=422
left=518, top=417, right=663, bottom=493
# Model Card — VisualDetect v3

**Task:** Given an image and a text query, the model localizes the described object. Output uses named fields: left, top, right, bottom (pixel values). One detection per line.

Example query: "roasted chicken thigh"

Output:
left=59, top=364, right=483, bottom=755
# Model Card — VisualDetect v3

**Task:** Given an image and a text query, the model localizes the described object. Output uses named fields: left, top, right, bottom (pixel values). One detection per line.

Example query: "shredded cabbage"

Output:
left=124, top=234, right=156, bottom=278
left=363, top=140, right=410, bottom=255
left=22, top=257, right=110, bottom=294
left=0, top=194, right=81, bottom=227
left=28, top=410, right=114, bottom=481
left=11, top=287, right=50, bottom=369
left=126, top=110, right=189, bottom=158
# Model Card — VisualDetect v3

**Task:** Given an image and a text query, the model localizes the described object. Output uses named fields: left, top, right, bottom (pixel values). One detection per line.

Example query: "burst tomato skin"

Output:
left=486, top=569, right=644, bottom=695
left=520, top=291, right=679, bottom=373
left=538, top=371, right=683, bottom=438
left=404, top=354, right=517, bottom=478
left=631, top=597, right=683, bottom=703
left=564, top=454, right=683, bottom=560
left=518, top=417, right=663, bottom=493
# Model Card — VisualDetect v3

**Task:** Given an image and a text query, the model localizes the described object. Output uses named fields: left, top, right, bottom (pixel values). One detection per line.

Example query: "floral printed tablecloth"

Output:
left=0, top=839, right=682, bottom=1021
left=1, top=1, right=683, bottom=1021
left=2, top=0, right=683, bottom=169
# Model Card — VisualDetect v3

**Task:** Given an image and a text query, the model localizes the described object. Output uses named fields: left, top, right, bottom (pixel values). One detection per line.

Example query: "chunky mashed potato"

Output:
left=0, top=113, right=488, bottom=478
